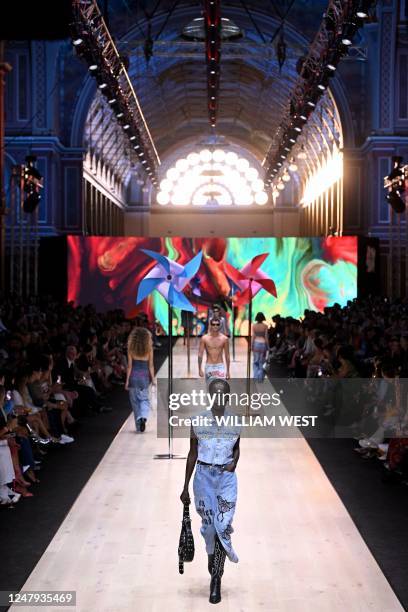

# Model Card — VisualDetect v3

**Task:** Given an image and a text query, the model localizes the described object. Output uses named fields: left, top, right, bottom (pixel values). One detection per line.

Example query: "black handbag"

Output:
left=178, top=503, right=195, bottom=574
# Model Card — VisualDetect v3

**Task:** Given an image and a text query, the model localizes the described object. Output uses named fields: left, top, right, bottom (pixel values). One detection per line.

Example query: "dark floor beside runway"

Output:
left=0, top=344, right=170, bottom=612
left=267, top=364, right=408, bottom=610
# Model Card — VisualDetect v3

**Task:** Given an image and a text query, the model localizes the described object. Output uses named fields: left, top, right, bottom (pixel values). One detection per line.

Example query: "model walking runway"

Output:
left=11, top=339, right=403, bottom=612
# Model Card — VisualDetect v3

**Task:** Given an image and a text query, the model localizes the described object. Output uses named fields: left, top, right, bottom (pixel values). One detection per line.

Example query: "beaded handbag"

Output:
left=178, top=503, right=195, bottom=574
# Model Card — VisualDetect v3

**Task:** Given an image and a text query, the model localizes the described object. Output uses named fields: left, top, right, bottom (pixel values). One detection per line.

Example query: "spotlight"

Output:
left=130, top=135, right=136, bottom=141
left=23, top=156, right=43, bottom=213
left=289, top=158, right=298, bottom=171
left=341, top=22, right=357, bottom=46
left=297, top=145, right=307, bottom=160
left=108, top=97, right=117, bottom=105
left=387, top=191, right=406, bottom=214
left=23, top=191, right=41, bottom=214
left=356, top=0, right=372, bottom=19
left=72, top=38, right=83, bottom=46
left=89, top=64, right=98, bottom=71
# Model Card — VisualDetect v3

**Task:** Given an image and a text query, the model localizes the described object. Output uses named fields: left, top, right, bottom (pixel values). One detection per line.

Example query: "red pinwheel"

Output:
left=224, top=253, right=277, bottom=306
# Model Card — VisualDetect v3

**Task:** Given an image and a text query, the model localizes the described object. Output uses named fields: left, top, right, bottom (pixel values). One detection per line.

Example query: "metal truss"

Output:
left=263, top=0, right=374, bottom=187
left=204, top=0, right=222, bottom=127
left=71, top=0, right=160, bottom=184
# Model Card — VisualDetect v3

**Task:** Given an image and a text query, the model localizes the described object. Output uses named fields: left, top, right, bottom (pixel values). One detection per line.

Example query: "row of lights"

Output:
left=265, top=0, right=374, bottom=190
left=204, top=0, right=222, bottom=127
left=71, top=8, right=158, bottom=185
left=157, top=149, right=269, bottom=206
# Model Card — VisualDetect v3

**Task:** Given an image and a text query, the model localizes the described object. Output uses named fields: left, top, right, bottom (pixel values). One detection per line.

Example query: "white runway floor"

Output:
left=12, top=339, right=403, bottom=612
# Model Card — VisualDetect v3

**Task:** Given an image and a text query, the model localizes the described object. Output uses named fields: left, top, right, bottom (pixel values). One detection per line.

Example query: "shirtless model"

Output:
left=198, top=317, right=230, bottom=383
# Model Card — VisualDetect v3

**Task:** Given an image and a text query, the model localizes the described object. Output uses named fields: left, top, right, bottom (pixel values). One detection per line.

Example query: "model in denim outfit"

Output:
left=125, top=326, right=155, bottom=433
left=252, top=312, right=269, bottom=382
left=180, top=379, right=240, bottom=604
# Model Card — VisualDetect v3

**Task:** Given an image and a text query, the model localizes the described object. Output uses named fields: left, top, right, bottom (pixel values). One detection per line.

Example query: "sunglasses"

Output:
left=211, top=322, right=220, bottom=326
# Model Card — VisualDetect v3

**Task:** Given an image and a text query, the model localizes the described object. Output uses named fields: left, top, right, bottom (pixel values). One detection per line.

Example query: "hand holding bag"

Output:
left=178, top=502, right=195, bottom=574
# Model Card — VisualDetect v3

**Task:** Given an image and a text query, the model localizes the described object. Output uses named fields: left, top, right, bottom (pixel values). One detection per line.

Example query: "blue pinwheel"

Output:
left=136, top=249, right=203, bottom=312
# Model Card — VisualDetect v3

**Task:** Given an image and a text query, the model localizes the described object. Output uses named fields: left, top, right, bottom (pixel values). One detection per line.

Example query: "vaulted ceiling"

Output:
left=100, top=0, right=329, bottom=161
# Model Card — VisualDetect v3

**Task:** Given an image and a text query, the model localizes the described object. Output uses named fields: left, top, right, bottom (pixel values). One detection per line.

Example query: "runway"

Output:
left=11, top=339, right=403, bottom=612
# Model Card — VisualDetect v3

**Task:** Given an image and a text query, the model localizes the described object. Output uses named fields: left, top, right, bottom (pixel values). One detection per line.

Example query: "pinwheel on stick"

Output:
left=224, top=253, right=277, bottom=383
left=136, top=248, right=203, bottom=459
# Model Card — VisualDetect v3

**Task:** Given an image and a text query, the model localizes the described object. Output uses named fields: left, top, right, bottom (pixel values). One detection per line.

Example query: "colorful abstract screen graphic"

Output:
left=67, top=236, right=357, bottom=334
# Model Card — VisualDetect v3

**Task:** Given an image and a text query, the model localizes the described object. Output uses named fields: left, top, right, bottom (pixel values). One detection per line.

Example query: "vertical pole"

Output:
left=9, top=168, right=16, bottom=293
left=231, top=285, right=236, bottom=361
left=168, top=303, right=173, bottom=457
left=18, top=168, right=24, bottom=297
left=246, top=280, right=253, bottom=391
left=25, top=210, right=31, bottom=296
left=0, top=43, right=12, bottom=293
left=34, top=206, right=39, bottom=295
left=186, top=310, right=191, bottom=376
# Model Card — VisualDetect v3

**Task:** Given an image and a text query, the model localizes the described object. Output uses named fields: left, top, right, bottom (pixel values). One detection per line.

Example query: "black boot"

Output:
left=209, top=536, right=226, bottom=604
left=208, top=554, right=214, bottom=575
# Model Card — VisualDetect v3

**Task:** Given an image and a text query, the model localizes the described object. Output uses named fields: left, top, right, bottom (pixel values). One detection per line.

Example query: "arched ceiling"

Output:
left=97, top=0, right=330, bottom=162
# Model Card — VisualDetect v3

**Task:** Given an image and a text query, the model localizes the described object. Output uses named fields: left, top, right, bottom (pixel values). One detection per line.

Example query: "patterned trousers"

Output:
left=193, top=463, right=238, bottom=563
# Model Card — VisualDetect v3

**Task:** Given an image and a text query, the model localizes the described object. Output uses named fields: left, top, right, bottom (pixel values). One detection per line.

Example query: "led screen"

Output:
left=67, top=236, right=357, bottom=334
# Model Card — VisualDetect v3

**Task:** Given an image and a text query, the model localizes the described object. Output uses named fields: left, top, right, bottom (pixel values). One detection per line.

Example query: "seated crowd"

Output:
left=0, top=296, right=151, bottom=506
left=264, top=296, right=408, bottom=484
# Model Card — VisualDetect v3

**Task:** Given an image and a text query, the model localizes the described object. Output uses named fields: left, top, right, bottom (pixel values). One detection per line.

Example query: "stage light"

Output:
left=134, top=144, right=141, bottom=150
left=356, top=1, right=371, bottom=19
left=225, top=151, right=238, bottom=165
left=187, top=152, right=200, bottom=166
left=176, top=158, right=189, bottom=172
left=23, top=191, right=41, bottom=213
left=289, top=159, right=298, bottom=172
left=341, top=22, right=357, bottom=46
left=157, top=191, right=170, bottom=205
left=252, top=178, right=264, bottom=192
left=246, top=167, right=258, bottom=181
left=73, top=38, right=83, bottom=46
left=282, top=171, right=291, bottom=182
left=255, top=191, right=268, bottom=205
left=277, top=181, right=285, bottom=190
left=108, top=98, right=117, bottom=105
left=298, top=145, right=307, bottom=160
left=387, top=191, right=406, bottom=214
left=302, top=148, right=343, bottom=205
left=327, top=63, right=336, bottom=72
left=167, top=168, right=179, bottom=181
left=89, top=64, right=98, bottom=71
left=213, top=149, right=225, bottom=163
left=98, top=82, right=108, bottom=90
left=237, top=158, right=249, bottom=172
left=123, top=124, right=130, bottom=130
left=200, top=149, right=212, bottom=163
left=160, top=178, right=172, bottom=192
left=116, top=111, right=124, bottom=119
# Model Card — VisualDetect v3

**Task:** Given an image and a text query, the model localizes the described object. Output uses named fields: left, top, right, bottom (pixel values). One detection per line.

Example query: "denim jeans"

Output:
left=128, top=382, right=150, bottom=430
left=193, top=463, right=238, bottom=563
left=253, top=341, right=267, bottom=382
